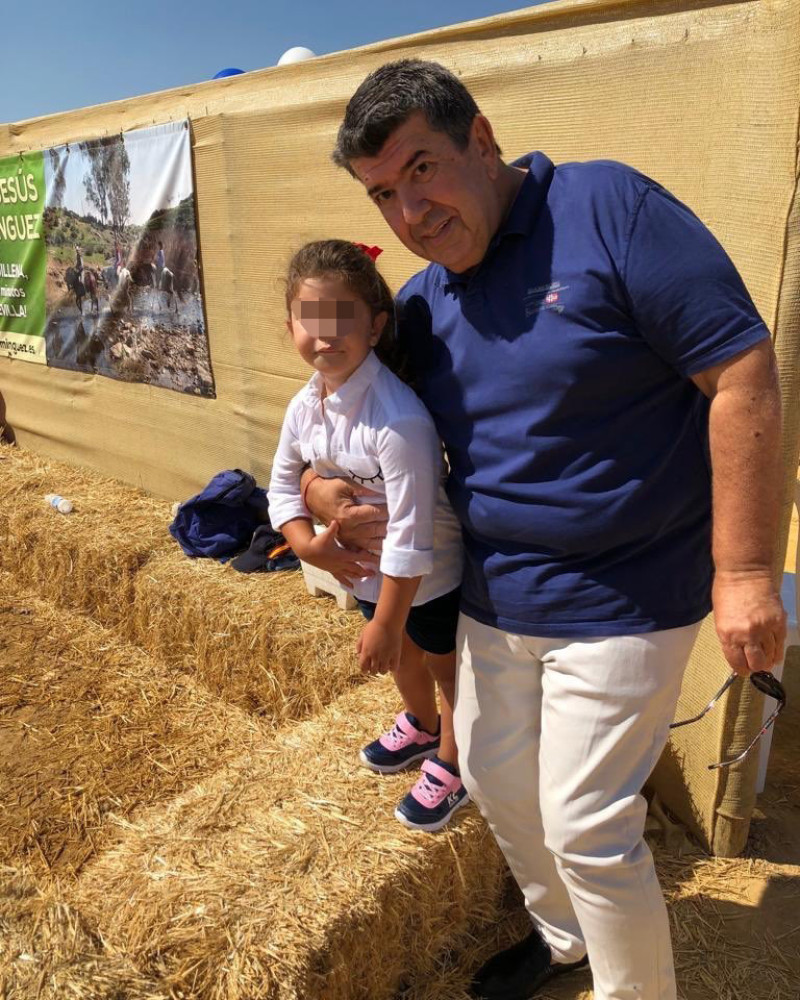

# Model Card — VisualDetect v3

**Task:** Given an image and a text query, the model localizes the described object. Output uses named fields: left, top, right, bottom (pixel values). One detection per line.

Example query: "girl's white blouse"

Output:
left=268, top=351, right=463, bottom=605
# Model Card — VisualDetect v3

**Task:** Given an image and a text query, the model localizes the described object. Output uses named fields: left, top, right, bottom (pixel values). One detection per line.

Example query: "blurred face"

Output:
left=350, top=111, right=504, bottom=274
left=288, top=274, right=387, bottom=391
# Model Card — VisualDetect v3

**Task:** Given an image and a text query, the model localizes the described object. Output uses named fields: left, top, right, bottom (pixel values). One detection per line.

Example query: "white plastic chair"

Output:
left=756, top=479, right=799, bottom=793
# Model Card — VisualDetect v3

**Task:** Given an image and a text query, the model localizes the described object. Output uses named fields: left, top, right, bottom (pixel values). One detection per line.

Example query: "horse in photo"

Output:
left=64, top=267, right=86, bottom=314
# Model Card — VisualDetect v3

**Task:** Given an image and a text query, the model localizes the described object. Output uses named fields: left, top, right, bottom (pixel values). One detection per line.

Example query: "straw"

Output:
left=0, top=442, right=172, bottom=632
left=131, top=550, right=365, bottom=720
left=70, top=676, right=506, bottom=1000
left=0, top=579, right=270, bottom=880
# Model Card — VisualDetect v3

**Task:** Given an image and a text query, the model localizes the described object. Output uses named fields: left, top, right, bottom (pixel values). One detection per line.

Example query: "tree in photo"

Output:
left=81, top=136, right=130, bottom=240
left=48, top=147, right=68, bottom=207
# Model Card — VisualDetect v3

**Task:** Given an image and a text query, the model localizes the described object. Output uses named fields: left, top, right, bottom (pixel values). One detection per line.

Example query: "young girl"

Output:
left=268, top=239, right=467, bottom=832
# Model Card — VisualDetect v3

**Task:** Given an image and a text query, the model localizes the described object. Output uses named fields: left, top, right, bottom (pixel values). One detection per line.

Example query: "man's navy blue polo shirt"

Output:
left=396, top=152, right=770, bottom=637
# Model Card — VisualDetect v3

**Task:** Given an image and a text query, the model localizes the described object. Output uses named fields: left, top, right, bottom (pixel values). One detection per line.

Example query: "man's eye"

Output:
left=415, top=161, right=432, bottom=177
left=375, top=190, right=393, bottom=204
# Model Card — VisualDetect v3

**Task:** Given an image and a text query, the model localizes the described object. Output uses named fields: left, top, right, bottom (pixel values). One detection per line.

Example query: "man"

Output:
left=303, top=60, right=785, bottom=1000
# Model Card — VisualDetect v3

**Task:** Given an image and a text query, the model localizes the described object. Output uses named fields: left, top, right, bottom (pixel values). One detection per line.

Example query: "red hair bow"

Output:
left=354, top=243, right=383, bottom=262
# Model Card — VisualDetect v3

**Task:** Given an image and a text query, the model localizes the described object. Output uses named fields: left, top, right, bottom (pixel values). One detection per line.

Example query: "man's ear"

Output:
left=470, top=114, right=501, bottom=178
left=370, top=310, right=389, bottom=345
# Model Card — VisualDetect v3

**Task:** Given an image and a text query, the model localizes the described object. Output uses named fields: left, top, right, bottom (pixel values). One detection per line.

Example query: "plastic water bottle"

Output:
left=45, top=494, right=73, bottom=514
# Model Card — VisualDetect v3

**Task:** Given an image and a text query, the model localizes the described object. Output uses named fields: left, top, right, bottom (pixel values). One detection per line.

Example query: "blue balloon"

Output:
left=213, top=68, right=245, bottom=79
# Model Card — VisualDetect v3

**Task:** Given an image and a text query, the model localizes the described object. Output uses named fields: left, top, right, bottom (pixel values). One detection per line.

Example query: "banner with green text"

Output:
left=0, top=120, right=214, bottom=397
left=0, top=151, right=47, bottom=363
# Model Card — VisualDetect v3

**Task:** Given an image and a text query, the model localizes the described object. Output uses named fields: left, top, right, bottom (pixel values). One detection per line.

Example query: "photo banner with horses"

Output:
left=0, top=119, right=214, bottom=397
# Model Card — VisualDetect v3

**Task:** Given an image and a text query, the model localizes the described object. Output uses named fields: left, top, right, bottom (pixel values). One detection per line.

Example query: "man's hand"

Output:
left=357, top=619, right=403, bottom=675
left=712, top=570, right=786, bottom=676
left=302, top=470, right=388, bottom=552
left=302, top=520, right=378, bottom=588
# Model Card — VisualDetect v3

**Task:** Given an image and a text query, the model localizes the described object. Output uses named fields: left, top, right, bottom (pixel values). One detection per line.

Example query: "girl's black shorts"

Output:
left=355, top=586, right=461, bottom=655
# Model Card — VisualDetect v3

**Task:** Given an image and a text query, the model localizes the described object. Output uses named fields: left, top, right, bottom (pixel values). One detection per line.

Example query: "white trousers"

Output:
left=454, top=614, right=700, bottom=1000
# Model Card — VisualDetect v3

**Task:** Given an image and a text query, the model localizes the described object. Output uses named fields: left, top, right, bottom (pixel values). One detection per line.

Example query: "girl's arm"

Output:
left=358, top=574, right=421, bottom=674
left=267, top=402, right=314, bottom=532
left=356, top=412, right=442, bottom=674
left=375, top=415, right=441, bottom=580
left=268, top=402, right=377, bottom=586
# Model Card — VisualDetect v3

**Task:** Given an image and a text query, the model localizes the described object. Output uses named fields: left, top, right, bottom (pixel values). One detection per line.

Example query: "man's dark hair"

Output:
left=333, top=59, right=498, bottom=176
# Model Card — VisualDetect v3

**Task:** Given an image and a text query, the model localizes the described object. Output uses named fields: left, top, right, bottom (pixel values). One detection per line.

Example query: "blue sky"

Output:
left=3, top=0, right=550, bottom=125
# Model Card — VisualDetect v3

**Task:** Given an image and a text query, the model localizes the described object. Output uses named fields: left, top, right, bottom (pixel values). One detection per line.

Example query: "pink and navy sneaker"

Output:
left=395, top=756, right=469, bottom=832
left=359, top=712, right=440, bottom=774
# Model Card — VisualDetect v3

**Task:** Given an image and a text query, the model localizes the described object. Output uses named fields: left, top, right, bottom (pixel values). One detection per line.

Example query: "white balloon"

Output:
left=278, top=46, right=316, bottom=66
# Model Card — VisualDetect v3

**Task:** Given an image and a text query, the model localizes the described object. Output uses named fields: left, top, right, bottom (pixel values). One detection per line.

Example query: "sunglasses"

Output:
left=669, top=671, right=786, bottom=770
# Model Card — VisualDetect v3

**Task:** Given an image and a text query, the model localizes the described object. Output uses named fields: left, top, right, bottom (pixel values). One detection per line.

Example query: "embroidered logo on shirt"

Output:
left=524, top=281, right=569, bottom=317
left=348, top=466, right=384, bottom=485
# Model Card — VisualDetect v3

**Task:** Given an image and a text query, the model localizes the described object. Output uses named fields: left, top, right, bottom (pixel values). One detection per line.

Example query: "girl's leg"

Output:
left=425, top=650, right=457, bottom=767
left=393, top=632, right=439, bottom=735
left=359, top=632, right=440, bottom=776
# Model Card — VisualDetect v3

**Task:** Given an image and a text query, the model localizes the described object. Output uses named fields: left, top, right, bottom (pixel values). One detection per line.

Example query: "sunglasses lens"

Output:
left=750, top=671, right=786, bottom=702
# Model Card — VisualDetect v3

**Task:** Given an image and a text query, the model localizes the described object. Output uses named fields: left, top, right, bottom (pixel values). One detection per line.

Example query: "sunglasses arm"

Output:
left=708, top=704, right=784, bottom=770
left=669, top=673, right=738, bottom=730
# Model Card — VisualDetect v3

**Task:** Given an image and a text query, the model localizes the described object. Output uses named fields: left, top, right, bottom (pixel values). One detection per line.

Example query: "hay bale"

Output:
left=0, top=865, right=169, bottom=1000
left=1, top=443, right=365, bottom=724
left=0, top=580, right=270, bottom=878
left=132, top=549, right=365, bottom=719
left=0, top=442, right=172, bottom=632
left=71, top=677, right=506, bottom=1000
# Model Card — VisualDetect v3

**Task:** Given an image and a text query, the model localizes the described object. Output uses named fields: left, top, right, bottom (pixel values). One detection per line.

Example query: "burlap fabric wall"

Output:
left=1, top=0, right=798, bottom=855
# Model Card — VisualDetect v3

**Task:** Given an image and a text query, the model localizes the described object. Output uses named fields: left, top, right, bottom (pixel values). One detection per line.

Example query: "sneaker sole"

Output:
left=359, top=745, right=439, bottom=774
left=393, top=793, right=470, bottom=833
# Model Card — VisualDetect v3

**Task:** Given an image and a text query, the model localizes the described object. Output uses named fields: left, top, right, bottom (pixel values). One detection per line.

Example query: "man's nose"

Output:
left=399, top=187, right=431, bottom=226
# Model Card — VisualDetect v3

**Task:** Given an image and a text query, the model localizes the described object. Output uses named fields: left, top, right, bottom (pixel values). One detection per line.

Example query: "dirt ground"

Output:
left=396, top=648, right=800, bottom=1000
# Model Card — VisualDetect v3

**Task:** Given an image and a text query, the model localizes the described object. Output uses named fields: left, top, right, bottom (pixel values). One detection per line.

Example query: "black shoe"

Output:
left=469, top=929, right=589, bottom=1000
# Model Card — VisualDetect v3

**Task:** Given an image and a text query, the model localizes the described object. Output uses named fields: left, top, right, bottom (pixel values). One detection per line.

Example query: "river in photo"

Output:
left=45, top=287, right=213, bottom=396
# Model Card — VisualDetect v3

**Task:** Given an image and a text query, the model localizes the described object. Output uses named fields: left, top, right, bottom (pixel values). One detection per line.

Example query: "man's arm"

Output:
left=690, top=339, right=786, bottom=674
left=301, top=468, right=389, bottom=552
left=281, top=516, right=377, bottom=589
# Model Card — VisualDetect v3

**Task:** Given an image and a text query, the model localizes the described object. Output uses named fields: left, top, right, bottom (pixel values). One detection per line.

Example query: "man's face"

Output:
left=350, top=112, right=502, bottom=274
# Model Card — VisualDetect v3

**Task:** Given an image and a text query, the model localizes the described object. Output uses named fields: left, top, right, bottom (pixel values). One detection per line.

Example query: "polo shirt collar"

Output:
left=304, top=349, right=381, bottom=413
left=439, top=151, right=555, bottom=289
left=498, top=151, right=554, bottom=238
